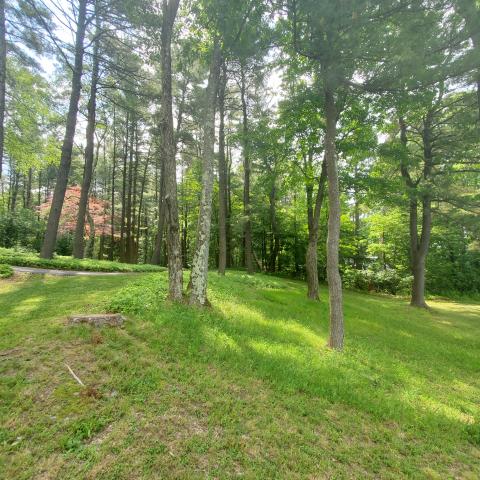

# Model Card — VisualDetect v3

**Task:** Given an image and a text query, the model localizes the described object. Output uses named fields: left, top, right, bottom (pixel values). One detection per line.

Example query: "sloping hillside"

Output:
left=1, top=271, right=479, bottom=479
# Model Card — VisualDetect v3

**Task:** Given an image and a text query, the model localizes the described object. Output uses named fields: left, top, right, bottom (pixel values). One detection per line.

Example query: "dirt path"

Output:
left=12, top=266, right=134, bottom=276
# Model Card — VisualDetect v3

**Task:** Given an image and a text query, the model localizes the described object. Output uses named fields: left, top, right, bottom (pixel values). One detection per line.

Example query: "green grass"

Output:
left=1, top=271, right=479, bottom=479
left=0, top=247, right=165, bottom=273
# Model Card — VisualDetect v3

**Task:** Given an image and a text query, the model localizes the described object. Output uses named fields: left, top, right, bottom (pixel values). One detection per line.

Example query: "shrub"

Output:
left=0, top=248, right=165, bottom=273
left=342, top=267, right=412, bottom=296
left=55, top=233, right=74, bottom=256
left=0, top=263, right=13, bottom=279
left=0, top=209, right=45, bottom=251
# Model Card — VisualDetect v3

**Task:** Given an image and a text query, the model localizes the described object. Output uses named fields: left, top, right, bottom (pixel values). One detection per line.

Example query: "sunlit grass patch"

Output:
left=1, top=270, right=479, bottom=478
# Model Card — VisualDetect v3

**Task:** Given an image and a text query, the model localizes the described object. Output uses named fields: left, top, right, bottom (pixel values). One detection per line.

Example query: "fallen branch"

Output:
left=68, top=313, right=125, bottom=327
left=65, top=363, right=85, bottom=387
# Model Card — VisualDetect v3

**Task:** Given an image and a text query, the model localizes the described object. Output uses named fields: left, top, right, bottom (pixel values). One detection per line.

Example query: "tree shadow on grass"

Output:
left=2, top=271, right=478, bottom=450
left=142, top=282, right=472, bottom=442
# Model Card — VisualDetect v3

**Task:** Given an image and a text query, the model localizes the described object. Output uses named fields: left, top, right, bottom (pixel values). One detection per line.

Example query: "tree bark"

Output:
left=127, top=123, right=139, bottom=263
left=37, top=171, right=41, bottom=219
left=353, top=165, right=362, bottom=269
left=73, top=10, right=100, bottom=259
left=120, top=113, right=129, bottom=262
left=409, top=195, right=432, bottom=307
left=26, top=168, right=33, bottom=208
left=399, top=116, right=433, bottom=308
left=324, top=87, right=344, bottom=350
left=136, top=151, right=149, bottom=249
left=182, top=201, right=188, bottom=267
left=40, top=0, right=87, bottom=258
left=160, top=0, right=183, bottom=301
left=86, top=209, right=95, bottom=258
left=125, top=121, right=135, bottom=263
left=151, top=166, right=166, bottom=265
left=306, top=158, right=327, bottom=300
left=0, top=0, right=6, bottom=179
left=109, top=106, right=116, bottom=261
left=240, top=64, right=254, bottom=274
left=9, top=169, right=18, bottom=212
left=268, top=180, right=280, bottom=273
left=226, top=143, right=232, bottom=267
left=152, top=7, right=188, bottom=267
left=217, top=61, right=228, bottom=275
left=99, top=233, right=105, bottom=259
left=189, top=44, right=221, bottom=306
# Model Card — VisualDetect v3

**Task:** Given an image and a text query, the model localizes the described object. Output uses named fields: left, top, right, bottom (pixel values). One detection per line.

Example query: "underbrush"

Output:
left=0, top=248, right=165, bottom=273
left=342, top=267, right=412, bottom=295
left=0, top=263, right=13, bottom=278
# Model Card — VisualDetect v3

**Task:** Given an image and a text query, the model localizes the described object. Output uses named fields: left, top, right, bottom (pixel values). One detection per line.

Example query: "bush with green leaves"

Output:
left=0, top=209, right=44, bottom=251
left=0, top=248, right=165, bottom=273
left=342, top=267, right=412, bottom=295
left=0, top=263, right=13, bottom=279
left=55, top=233, right=74, bottom=256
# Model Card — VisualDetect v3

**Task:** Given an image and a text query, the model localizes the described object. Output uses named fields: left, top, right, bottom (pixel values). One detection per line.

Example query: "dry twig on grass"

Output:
left=65, top=363, right=85, bottom=387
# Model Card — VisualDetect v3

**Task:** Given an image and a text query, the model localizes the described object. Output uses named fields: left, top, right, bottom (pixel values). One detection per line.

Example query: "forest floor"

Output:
left=1, top=271, right=479, bottom=479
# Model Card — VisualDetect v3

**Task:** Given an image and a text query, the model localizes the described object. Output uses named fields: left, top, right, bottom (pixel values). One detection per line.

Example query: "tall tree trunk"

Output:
left=0, top=0, right=6, bottom=179
left=409, top=195, right=432, bottom=307
left=152, top=66, right=187, bottom=265
left=324, top=87, right=344, bottom=350
left=9, top=170, right=18, bottom=212
left=143, top=208, right=150, bottom=263
left=151, top=165, right=166, bottom=264
left=37, top=171, right=42, bottom=219
left=130, top=125, right=140, bottom=262
left=86, top=209, right=95, bottom=258
left=160, top=0, right=183, bottom=300
left=218, top=61, right=228, bottom=275
left=182, top=202, right=188, bottom=267
left=268, top=179, right=280, bottom=273
left=399, top=116, right=433, bottom=308
left=120, top=113, right=129, bottom=262
left=137, top=151, right=149, bottom=247
left=293, top=193, right=299, bottom=275
left=306, top=158, right=327, bottom=300
left=415, top=120, right=433, bottom=307
left=73, top=11, right=100, bottom=259
left=189, top=44, right=221, bottom=306
left=26, top=168, right=33, bottom=208
left=240, top=65, right=254, bottom=274
left=125, top=121, right=135, bottom=263
left=226, top=143, right=232, bottom=267
left=109, top=106, right=116, bottom=260
left=353, top=186, right=361, bottom=269
left=40, top=0, right=87, bottom=258
left=99, top=233, right=105, bottom=259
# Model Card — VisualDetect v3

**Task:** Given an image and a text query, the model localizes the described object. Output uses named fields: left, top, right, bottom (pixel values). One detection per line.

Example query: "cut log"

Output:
left=68, top=314, right=125, bottom=327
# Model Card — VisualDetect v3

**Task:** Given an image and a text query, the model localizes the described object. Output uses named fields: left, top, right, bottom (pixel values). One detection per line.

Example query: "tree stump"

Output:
left=68, top=314, right=125, bottom=327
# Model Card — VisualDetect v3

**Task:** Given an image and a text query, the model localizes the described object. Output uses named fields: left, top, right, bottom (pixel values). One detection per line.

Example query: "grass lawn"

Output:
left=1, top=271, right=479, bottom=479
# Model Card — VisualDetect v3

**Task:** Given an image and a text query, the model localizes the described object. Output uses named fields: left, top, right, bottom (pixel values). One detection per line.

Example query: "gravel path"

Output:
left=12, top=266, right=134, bottom=276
